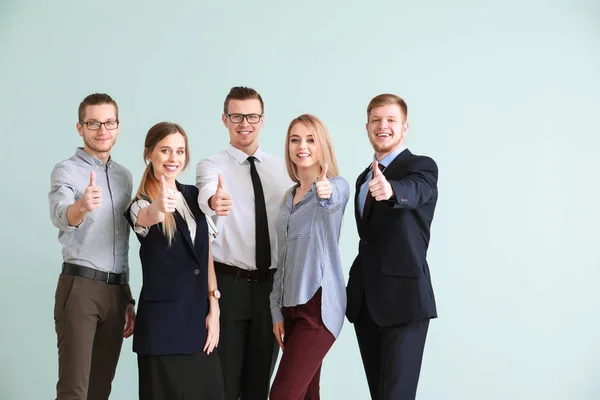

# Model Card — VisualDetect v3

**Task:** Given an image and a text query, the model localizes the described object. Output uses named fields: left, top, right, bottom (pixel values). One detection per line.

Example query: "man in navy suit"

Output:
left=346, top=93, right=439, bottom=400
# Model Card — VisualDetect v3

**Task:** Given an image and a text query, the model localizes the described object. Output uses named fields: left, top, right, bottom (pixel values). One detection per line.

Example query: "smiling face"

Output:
left=148, top=132, right=187, bottom=187
left=76, top=103, right=119, bottom=161
left=366, top=104, right=409, bottom=160
left=288, top=122, right=320, bottom=171
left=222, top=98, right=264, bottom=156
left=284, top=114, right=340, bottom=183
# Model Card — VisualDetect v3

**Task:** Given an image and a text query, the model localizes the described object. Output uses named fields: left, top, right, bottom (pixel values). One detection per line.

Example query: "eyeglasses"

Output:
left=81, top=120, right=119, bottom=130
left=226, top=114, right=263, bottom=124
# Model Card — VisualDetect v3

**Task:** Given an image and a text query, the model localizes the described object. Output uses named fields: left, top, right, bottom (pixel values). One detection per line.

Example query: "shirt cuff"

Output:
left=134, top=225, right=150, bottom=236
left=206, top=216, right=218, bottom=242
left=271, top=306, right=284, bottom=325
left=198, top=189, right=217, bottom=217
left=57, top=204, right=81, bottom=231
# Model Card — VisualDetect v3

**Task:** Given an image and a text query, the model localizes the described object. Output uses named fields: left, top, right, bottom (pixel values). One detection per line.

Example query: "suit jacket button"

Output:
left=194, top=269, right=200, bottom=275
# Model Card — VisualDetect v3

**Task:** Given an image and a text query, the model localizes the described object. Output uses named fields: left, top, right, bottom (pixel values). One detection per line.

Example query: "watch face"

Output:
left=214, top=289, right=221, bottom=299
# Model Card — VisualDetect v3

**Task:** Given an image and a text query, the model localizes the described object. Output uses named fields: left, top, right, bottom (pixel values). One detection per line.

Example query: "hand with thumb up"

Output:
left=368, top=161, right=394, bottom=201
left=315, top=163, right=332, bottom=200
left=155, top=175, right=177, bottom=214
left=210, top=174, right=233, bottom=216
left=80, top=170, right=102, bottom=212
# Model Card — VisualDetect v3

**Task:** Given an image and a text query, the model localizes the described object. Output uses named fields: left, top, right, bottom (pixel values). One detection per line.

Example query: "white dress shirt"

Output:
left=196, top=144, right=292, bottom=270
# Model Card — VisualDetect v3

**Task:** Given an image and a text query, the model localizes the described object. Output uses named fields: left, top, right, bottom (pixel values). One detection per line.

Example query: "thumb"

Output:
left=160, top=175, right=167, bottom=192
left=372, top=161, right=382, bottom=178
left=89, top=170, right=96, bottom=187
left=318, top=163, right=328, bottom=181
left=217, top=174, right=225, bottom=191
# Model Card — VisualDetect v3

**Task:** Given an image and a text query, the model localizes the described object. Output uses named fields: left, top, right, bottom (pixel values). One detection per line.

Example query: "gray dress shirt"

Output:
left=270, top=176, right=350, bottom=338
left=48, top=148, right=133, bottom=273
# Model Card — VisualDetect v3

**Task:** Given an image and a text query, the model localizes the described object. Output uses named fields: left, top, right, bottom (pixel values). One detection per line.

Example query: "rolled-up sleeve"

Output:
left=49, top=164, right=80, bottom=231
left=195, top=159, right=219, bottom=216
left=129, top=199, right=151, bottom=236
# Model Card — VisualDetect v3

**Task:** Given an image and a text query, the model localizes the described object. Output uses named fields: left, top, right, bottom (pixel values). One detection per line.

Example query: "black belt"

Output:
left=214, top=261, right=275, bottom=282
left=62, top=262, right=129, bottom=285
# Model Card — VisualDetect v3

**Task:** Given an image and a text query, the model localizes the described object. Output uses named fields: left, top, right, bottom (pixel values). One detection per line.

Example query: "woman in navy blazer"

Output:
left=125, top=122, right=224, bottom=399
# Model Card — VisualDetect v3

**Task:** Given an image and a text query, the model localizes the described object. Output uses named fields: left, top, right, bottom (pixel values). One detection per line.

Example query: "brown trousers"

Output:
left=54, top=273, right=130, bottom=400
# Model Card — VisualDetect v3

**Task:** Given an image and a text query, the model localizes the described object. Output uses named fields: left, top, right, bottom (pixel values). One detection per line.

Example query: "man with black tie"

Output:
left=346, top=93, right=439, bottom=400
left=196, top=86, right=291, bottom=400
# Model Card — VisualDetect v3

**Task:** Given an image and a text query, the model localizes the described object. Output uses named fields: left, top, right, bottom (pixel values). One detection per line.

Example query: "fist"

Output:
left=210, top=174, right=232, bottom=216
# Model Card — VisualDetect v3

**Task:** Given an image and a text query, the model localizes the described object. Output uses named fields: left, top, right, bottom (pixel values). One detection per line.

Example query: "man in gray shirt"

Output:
left=48, top=93, right=135, bottom=400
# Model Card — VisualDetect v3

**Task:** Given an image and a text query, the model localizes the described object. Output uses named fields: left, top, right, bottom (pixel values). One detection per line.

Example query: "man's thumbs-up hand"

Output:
left=368, top=161, right=394, bottom=201
left=315, top=163, right=332, bottom=200
left=80, top=170, right=102, bottom=212
left=210, top=174, right=232, bottom=216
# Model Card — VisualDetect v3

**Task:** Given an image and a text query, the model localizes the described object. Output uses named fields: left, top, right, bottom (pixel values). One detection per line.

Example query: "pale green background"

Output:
left=1, top=0, right=599, bottom=399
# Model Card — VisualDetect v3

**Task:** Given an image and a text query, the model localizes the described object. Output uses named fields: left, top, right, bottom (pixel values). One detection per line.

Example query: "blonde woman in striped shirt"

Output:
left=269, top=114, right=350, bottom=400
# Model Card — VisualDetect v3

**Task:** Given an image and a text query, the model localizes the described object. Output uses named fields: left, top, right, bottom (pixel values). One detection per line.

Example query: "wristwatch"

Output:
left=209, top=289, right=221, bottom=300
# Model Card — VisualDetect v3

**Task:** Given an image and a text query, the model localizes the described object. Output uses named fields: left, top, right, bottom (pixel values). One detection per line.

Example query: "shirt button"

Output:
left=194, top=269, right=200, bottom=275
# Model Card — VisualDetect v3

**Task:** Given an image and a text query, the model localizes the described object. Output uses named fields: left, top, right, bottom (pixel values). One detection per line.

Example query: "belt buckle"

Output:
left=105, top=272, right=111, bottom=284
left=246, top=271, right=258, bottom=282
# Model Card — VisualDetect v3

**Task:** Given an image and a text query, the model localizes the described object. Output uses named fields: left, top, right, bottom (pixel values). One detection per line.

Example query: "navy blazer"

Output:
left=346, top=149, right=439, bottom=327
left=125, top=181, right=210, bottom=355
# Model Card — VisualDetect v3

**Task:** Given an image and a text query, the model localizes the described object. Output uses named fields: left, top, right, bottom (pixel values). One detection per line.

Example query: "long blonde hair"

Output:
left=284, top=114, right=339, bottom=183
left=134, top=122, right=190, bottom=245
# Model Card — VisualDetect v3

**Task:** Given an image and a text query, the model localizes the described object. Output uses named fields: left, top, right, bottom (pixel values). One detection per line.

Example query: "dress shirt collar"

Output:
left=372, top=144, right=406, bottom=169
left=75, top=147, right=112, bottom=167
left=226, top=143, right=265, bottom=164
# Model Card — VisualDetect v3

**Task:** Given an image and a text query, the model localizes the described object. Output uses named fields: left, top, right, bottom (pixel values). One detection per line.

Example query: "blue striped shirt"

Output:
left=269, top=176, right=350, bottom=338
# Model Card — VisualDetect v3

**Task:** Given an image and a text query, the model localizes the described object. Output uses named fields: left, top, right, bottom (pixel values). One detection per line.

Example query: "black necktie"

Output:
left=362, top=163, right=385, bottom=219
left=247, top=156, right=271, bottom=269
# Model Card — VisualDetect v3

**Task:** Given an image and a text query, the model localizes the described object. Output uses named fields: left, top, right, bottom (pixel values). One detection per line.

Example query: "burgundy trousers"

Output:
left=269, top=288, right=336, bottom=400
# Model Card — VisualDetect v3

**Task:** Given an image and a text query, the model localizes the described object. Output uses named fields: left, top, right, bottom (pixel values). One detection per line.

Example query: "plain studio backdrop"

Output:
left=1, top=0, right=599, bottom=399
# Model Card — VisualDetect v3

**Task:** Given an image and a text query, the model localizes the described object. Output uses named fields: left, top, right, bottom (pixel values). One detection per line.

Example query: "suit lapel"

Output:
left=174, top=182, right=202, bottom=264
left=385, top=148, right=412, bottom=170
left=358, top=149, right=413, bottom=229
left=182, top=186, right=206, bottom=258
left=355, top=166, right=370, bottom=235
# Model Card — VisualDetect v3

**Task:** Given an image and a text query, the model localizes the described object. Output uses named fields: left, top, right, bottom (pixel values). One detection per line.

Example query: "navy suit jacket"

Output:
left=346, top=149, right=439, bottom=327
left=125, top=182, right=210, bottom=355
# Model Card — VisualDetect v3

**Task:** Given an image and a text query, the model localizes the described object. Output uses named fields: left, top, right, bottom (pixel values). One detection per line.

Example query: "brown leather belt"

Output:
left=62, top=262, right=129, bottom=285
left=214, top=261, right=276, bottom=282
